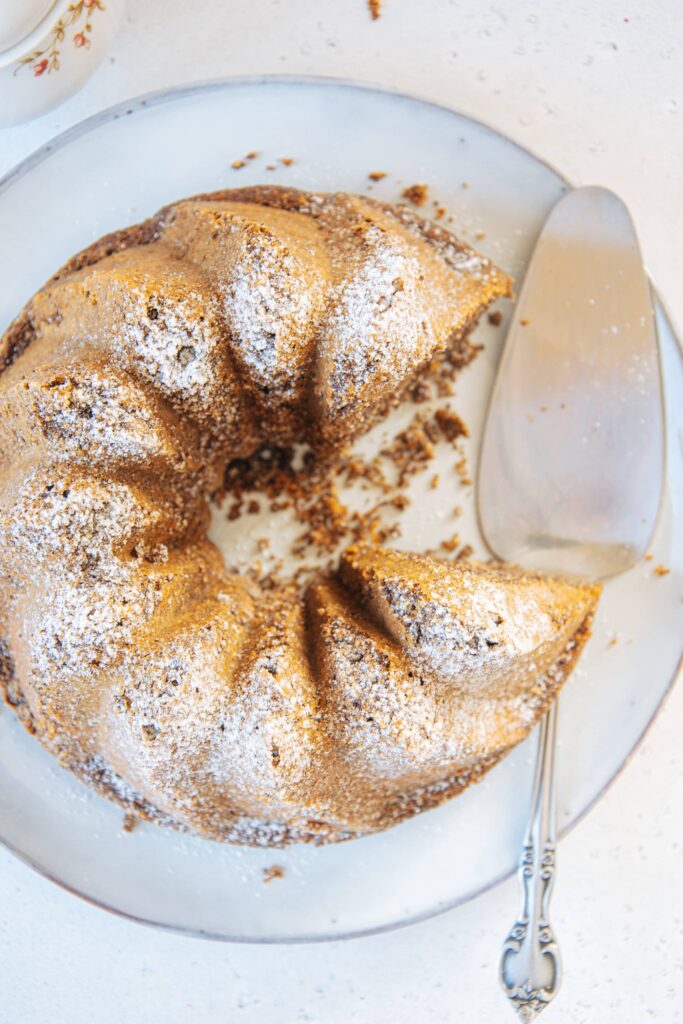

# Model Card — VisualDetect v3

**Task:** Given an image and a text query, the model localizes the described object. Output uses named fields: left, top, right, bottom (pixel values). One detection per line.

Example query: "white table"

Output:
left=1, top=2, right=682, bottom=1020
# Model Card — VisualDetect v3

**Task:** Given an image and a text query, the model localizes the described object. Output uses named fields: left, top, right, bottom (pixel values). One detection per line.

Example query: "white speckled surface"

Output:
left=1, top=1, right=682, bottom=1020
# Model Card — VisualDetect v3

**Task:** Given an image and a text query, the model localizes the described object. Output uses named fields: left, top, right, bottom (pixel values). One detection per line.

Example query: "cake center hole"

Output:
left=208, top=361, right=479, bottom=589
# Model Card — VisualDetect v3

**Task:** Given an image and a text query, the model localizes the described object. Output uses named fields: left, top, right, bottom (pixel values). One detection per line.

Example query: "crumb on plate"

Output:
left=401, top=183, right=429, bottom=207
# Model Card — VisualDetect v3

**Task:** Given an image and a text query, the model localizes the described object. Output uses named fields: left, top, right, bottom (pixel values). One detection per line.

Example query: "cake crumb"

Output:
left=245, top=151, right=259, bottom=160
left=279, top=157, right=295, bottom=166
left=430, top=474, right=440, bottom=490
left=608, top=635, right=619, bottom=648
left=368, top=171, right=387, bottom=181
left=488, top=310, right=503, bottom=327
left=435, top=407, right=469, bottom=442
left=435, top=206, right=447, bottom=219
left=122, top=813, right=138, bottom=833
left=475, top=230, right=487, bottom=240
left=247, top=499, right=260, bottom=514
left=402, top=183, right=429, bottom=207
left=368, top=0, right=381, bottom=19
left=520, top=318, right=530, bottom=326
left=382, top=412, right=436, bottom=485
left=263, top=865, right=286, bottom=883
left=454, top=456, right=472, bottom=486
left=265, top=164, right=276, bottom=171
left=231, top=160, right=246, bottom=170
left=653, top=564, right=670, bottom=576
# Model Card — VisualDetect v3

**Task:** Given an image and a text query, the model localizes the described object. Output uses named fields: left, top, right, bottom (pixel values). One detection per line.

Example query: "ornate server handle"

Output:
left=499, top=699, right=562, bottom=1021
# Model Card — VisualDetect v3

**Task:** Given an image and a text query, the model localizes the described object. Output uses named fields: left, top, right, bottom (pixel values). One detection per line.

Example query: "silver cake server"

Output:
left=477, top=186, right=664, bottom=1020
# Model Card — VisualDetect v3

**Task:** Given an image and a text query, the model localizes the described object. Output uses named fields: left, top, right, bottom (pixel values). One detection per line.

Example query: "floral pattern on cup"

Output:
left=14, top=0, right=106, bottom=77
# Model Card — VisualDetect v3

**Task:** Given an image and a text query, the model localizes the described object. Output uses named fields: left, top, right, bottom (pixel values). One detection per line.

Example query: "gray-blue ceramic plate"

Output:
left=0, top=77, right=680, bottom=942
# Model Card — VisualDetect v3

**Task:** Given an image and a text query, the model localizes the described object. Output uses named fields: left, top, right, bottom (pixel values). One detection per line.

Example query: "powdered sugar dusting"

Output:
left=340, top=546, right=599, bottom=699
left=6, top=467, right=165, bottom=573
left=222, top=228, right=322, bottom=387
left=322, top=229, right=426, bottom=405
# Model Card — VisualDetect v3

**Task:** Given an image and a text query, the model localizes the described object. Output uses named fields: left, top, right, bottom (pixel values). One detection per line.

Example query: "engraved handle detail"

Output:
left=500, top=700, right=562, bottom=1021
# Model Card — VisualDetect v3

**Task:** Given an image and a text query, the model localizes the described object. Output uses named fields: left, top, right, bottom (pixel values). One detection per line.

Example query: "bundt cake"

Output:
left=0, top=185, right=600, bottom=846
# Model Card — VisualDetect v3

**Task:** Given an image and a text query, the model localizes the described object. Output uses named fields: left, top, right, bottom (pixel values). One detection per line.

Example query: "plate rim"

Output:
left=1, top=73, right=681, bottom=944
left=0, top=73, right=575, bottom=196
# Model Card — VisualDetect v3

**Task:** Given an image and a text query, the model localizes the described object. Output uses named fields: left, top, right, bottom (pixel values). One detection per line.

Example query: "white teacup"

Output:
left=0, top=0, right=125, bottom=128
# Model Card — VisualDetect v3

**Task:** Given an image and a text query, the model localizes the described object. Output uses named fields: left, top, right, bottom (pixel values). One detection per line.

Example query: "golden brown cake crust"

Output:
left=0, top=186, right=599, bottom=847
left=1, top=184, right=512, bottom=373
